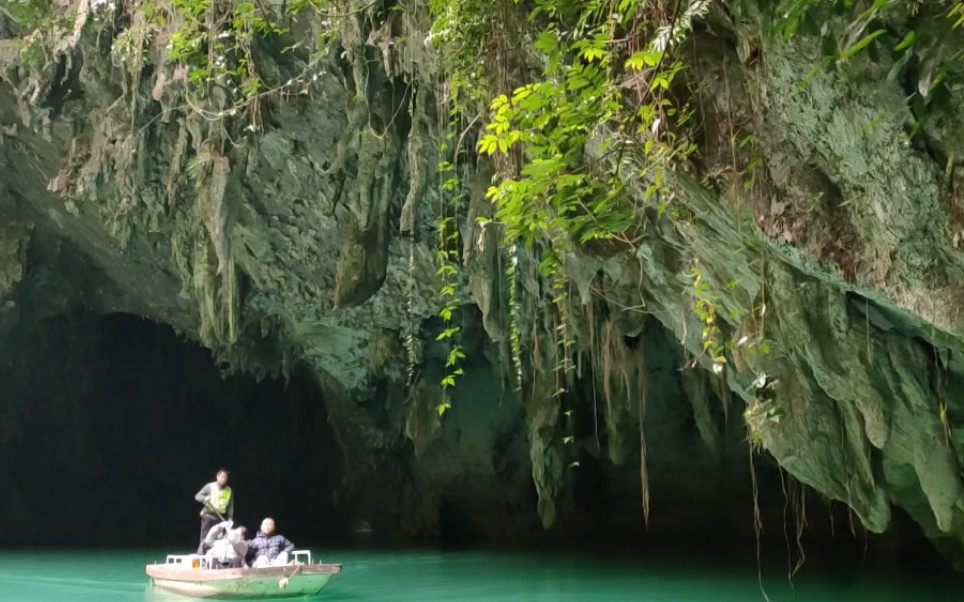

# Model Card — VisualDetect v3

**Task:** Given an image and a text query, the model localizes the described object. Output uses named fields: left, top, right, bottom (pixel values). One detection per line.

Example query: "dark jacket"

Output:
left=247, top=531, right=295, bottom=560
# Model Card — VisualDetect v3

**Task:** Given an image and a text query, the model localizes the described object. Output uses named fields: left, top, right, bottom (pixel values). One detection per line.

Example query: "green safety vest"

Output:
left=210, top=486, right=232, bottom=513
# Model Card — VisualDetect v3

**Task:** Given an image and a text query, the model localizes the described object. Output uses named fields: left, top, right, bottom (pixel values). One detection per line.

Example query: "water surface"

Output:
left=0, top=545, right=958, bottom=601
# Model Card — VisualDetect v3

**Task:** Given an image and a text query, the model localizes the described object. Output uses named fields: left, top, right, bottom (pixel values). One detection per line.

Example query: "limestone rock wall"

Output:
left=0, top=0, right=962, bottom=566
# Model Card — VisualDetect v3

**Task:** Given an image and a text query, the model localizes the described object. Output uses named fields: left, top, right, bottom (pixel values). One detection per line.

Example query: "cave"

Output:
left=0, top=311, right=344, bottom=547
left=0, top=307, right=951, bottom=571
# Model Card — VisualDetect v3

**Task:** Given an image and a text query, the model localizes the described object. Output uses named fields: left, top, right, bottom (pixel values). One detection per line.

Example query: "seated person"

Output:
left=198, top=520, right=229, bottom=555
left=202, top=521, right=249, bottom=569
left=246, top=517, right=295, bottom=567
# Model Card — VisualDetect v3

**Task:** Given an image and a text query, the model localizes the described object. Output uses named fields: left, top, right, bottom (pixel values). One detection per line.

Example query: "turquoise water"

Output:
left=0, top=546, right=959, bottom=601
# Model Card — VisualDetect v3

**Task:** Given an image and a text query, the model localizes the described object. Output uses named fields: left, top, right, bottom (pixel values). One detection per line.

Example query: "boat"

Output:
left=145, top=550, right=341, bottom=599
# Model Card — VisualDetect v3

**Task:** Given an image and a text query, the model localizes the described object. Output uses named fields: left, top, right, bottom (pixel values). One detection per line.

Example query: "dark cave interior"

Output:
left=0, top=311, right=343, bottom=547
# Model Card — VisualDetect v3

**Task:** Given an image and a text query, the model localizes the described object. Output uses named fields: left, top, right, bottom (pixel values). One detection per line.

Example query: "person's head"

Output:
left=236, top=526, right=248, bottom=540
left=216, top=469, right=229, bottom=486
left=260, top=518, right=276, bottom=535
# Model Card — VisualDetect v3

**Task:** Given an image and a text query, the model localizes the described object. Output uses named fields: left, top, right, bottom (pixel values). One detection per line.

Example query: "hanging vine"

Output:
left=434, top=161, right=467, bottom=415
left=427, top=0, right=713, bottom=409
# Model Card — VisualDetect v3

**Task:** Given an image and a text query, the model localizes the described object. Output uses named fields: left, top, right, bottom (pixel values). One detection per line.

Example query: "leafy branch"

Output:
left=434, top=161, right=467, bottom=416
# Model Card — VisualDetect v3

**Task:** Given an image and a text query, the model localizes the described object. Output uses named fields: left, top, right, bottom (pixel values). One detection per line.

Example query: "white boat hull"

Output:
left=146, top=562, right=341, bottom=599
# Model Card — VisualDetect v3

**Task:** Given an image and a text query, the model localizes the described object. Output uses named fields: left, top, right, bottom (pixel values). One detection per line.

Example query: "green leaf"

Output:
left=625, top=50, right=662, bottom=70
left=511, top=86, right=532, bottom=104
left=952, top=4, right=964, bottom=29
left=476, top=135, right=499, bottom=155
left=534, top=31, right=559, bottom=54
left=840, top=29, right=885, bottom=61
left=893, top=31, right=915, bottom=52
left=625, top=54, right=645, bottom=71
left=436, top=327, right=460, bottom=341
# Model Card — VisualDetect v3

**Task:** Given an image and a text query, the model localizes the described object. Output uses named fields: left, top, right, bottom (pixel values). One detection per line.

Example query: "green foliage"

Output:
left=952, top=3, right=964, bottom=29
left=4, top=0, right=58, bottom=70
left=430, top=0, right=710, bottom=398
left=775, top=0, right=964, bottom=137
left=505, top=243, right=525, bottom=391
left=3, top=0, right=50, bottom=29
left=435, top=206, right=466, bottom=415
left=477, top=1, right=700, bottom=254
left=84, top=0, right=346, bottom=126
left=161, top=0, right=291, bottom=113
left=690, top=263, right=727, bottom=372
left=744, top=373, right=784, bottom=446
left=427, top=0, right=504, bottom=116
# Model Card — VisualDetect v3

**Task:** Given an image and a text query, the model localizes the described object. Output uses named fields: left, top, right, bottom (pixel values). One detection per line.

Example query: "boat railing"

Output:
left=292, top=550, right=313, bottom=565
left=160, top=551, right=313, bottom=568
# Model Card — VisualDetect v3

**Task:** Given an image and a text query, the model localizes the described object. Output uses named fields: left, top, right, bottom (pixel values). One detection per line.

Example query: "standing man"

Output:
left=195, top=469, right=234, bottom=553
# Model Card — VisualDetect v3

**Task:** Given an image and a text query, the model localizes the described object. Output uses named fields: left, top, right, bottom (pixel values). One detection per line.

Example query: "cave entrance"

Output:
left=0, top=312, right=344, bottom=547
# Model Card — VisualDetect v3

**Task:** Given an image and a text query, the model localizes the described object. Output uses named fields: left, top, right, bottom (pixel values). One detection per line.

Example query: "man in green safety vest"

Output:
left=195, top=469, right=234, bottom=554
